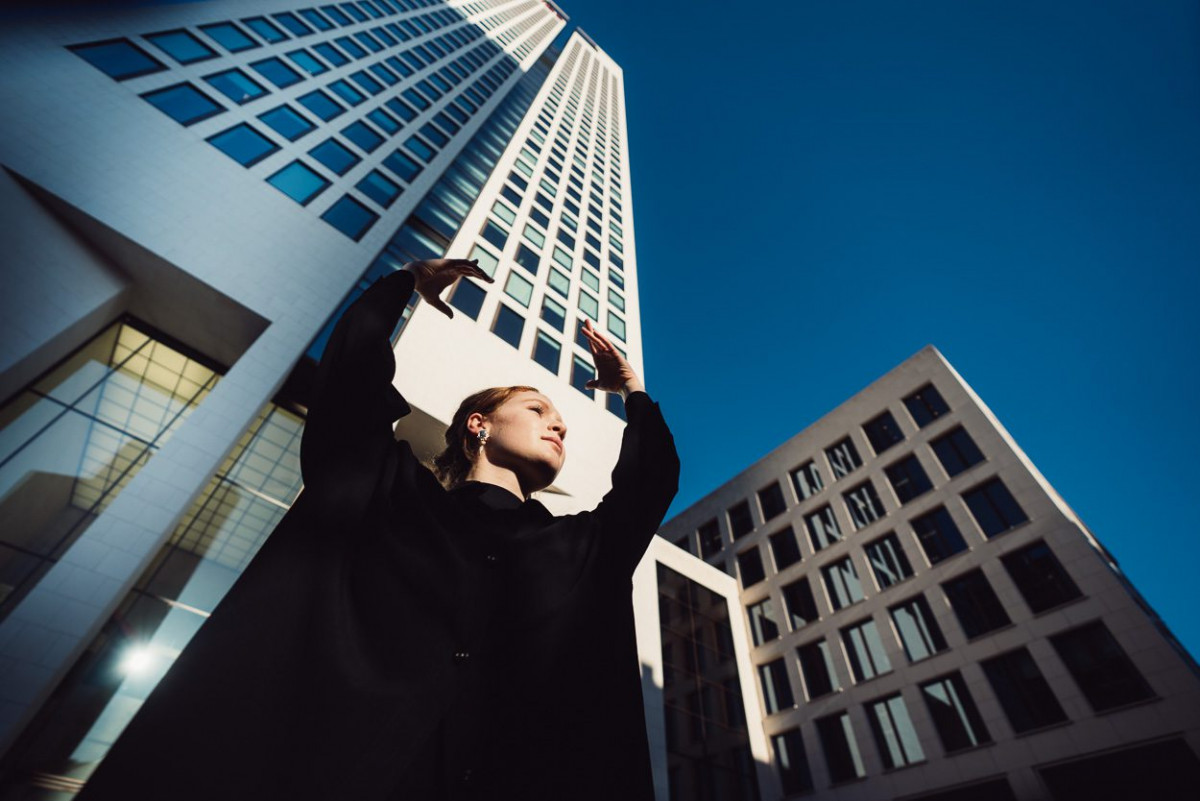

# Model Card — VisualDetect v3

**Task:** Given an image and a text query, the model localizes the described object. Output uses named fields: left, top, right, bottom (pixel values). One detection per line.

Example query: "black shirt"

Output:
left=79, top=270, right=680, bottom=801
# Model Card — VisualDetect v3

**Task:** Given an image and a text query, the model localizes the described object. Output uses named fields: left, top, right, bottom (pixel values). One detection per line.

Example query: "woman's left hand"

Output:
left=581, top=319, right=645, bottom=397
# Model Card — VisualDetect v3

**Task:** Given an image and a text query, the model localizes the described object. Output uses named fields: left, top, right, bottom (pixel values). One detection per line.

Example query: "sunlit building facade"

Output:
left=660, top=346, right=1200, bottom=800
left=0, top=2, right=768, bottom=797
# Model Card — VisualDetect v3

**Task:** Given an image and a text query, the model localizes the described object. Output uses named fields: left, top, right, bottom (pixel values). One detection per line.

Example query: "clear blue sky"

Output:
left=558, top=1, right=1200, bottom=658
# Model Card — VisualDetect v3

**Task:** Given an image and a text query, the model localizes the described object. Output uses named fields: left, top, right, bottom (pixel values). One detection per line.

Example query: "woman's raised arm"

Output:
left=300, top=259, right=491, bottom=496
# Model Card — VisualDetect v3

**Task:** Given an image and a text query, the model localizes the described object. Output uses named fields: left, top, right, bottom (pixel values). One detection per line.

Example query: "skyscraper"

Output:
left=659, top=346, right=1200, bottom=800
left=0, top=2, right=766, bottom=797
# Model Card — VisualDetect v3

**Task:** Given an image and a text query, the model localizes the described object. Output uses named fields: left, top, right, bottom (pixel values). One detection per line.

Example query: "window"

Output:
left=826, top=437, right=862, bottom=479
left=772, top=729, right=814, bottom=795
left=904, top=383, right=950, bottom=427
left=449, top=279, right=486, bottom=320
left=864, top=532, right=913, bottom=589
left=491, top=305, right=524, bottom=349
left=503, top=272, right=533, bottom=307
left=266, top=160, right=329, bottom=205
left=1000, top=541, right=1081, bottom=613
left=250, top=57, right=304, bottom=88
left=206, top=123, right=279, bottom=167
left=1050, top=621, right=1154, bottom=711
left=727, top=500, right=754, bottom=539
left=287, top=49, right=329, bottom=77
left=920, top=672, right=991, bottom=753
left=199, top=22, right=259, bottom=53
left=910, top=506, right=968, bottom=565
left=258, top=105, right=316, bottom=141
left=805, top=505, right=842, bottom=551
left=815, top=712, right=866, bottom=783
left=145, top=29, right=217, bottom=65
left=697, top=519, right=722, bottom=558
left=356, top=170, right=401, bottom=208
left=607, top=312, right=626, bottom=342
left=481, top=220, right=509, bottom=252
left=241, top=16, right=288, bottom=43
left=570, top=356, right=594, bottom=399
left=782, top=578, right=818, bottom=630
left=797, top=639, right=837, bottom=699
left=768, top=527, right=802, bottom=571
left=366, top=108, right=401, bottom=135
left=69, top=39, right=166, bottom=80
left=382, top=150, right=421, bottom=183
left=313, top=42, right=350, bottom=67
left=930, top=426, right=984, bottom=477
left=204, top=69, right=269, bottom=104
left=757, top=482, right=786, bottom=522
left=341, top=121, right=385, bottom=153
left=866, top=694, right=925, bottom=769
left=791, top=460, right=823, bottom=500
left=578, top=290, right=599, bottom=320
left=962, top=478, right=1028, bottom=537
left=141, top=83, right=224, bottom=126
left=863, top=410, right=904, bottom=454
left=297, top=90, right=345, bottom=121
left=889, top=595, right=947, bottom=662
left=841, top=617, right=892, bottom=682
left=524, top=224, right=546, bottom=249
left=329, top=79, right=368, bottom=108
left=980, top=648, right=1068, bottom=733
left=737, top=548, right=765, bottom=587
left=309, top=138, right=360, bottom=176
left=885, top=455, right=933, bottom=503
left=540, top=296, right=566, bottom=332
left=843, top=481, right=886, bottom=530
left=531, top=331, right=561, bottom=374
left=320, top=195, right=376, bottom=241
left=942, top=569, right=1011, bottom=639
left=748, top=599, right=780, bottom=646
left=822, top=557, right=864, bottom=611
left=759, top=658, right=794, bottom=714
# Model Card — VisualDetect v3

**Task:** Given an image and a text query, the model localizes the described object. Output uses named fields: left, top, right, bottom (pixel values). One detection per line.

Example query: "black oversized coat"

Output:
left=78, top=269, right=680, bottom=800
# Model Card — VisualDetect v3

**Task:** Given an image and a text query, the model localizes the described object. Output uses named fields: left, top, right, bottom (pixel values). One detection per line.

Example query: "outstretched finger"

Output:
left=428, top=297, right=454, bottom=319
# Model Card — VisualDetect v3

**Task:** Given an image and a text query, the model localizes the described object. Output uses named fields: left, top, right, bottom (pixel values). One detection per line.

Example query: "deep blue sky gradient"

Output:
left=558, top=1, right=1200, bottom=657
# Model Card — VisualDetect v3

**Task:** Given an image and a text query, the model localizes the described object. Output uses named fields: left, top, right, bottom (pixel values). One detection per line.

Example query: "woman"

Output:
left=79, top=258, right=679, bottom=800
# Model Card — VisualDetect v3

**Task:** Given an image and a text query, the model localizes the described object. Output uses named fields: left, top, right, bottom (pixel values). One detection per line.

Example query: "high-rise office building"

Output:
left=0, top=2, right=767, bottom=797
left=660, top=346, right=1200, bottom=800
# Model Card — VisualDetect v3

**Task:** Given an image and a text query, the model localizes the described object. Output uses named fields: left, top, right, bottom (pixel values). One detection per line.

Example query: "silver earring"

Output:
left=478, top=429, right=488, bottom=447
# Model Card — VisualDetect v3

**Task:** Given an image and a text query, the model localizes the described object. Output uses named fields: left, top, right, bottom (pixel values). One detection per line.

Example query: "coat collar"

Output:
left=451, top=481, right=553, bottom=523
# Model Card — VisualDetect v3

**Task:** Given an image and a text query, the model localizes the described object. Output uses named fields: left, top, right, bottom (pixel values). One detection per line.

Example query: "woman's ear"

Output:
left=465, top=412, right=486, bottom=436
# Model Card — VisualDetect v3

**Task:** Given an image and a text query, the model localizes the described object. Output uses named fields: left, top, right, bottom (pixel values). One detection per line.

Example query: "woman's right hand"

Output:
left=402, top=258, right=494, bottom=318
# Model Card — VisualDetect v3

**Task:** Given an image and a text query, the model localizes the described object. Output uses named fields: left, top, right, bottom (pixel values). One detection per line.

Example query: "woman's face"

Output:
left=473, top=390, right=568, bottom=491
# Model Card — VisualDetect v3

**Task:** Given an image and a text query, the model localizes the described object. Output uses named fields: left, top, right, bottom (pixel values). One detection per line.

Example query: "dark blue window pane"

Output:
left=242, top=17, right=288, bottom=43
left=273, top=12, right=314, bottom=37
left=369, top=63, right=399, bottom=86
left=328, top=79, right=366, bottom=106
left=366, top=108, right=401, bottom=135
left=401, top=88, right=430, bottom=110
left=492, top=305, right=524, bottom=348
left=342, top=121, right=385, bottom=153
left=402, top=51, right=425, bottom=70
left=320, top=5, right=353, bottom=25
left=321, top=195, right=378, bottom=241
left=340, top=3, right=369, bottom=22
left=372, top=26, right=398, bottom=46
left=312, top=42, right=350, bottom=67
left=420, top=122, right=449, bottom=147
left=541, top=298, right=566, bottom=331
left=414, top=45, right=434, bottom=63
left=444, top=103, right=469, bottom=124
left=354, top=32, right=384, bottom=53
left=606, top=392, right=626, bottom=420
left=386, top=23, right=411, bottom=43
left=349, top=70, right=384, bottom=95
left=405, top=135, right=436, bottom=163
left=334, top=36, right=368, bottom=59
left=429, top=73, right=451, bottom=93
left=359, top=1, right=384, bottom=18
left=299, top=9, right=335, bottom=31
left=532, top=331, right=561, bottom=373
left=571, top=357, right=595, bottom=399
left=199, top=22, right=259, bottom=53
left=141, top=83, right=223, bottom=126
left=145, top=30, right=217, bottom=64
left=250, top=57, right=304, bottom=89
left=297, top=90, right=344, bottom=121
left=382, top=150, right=422, bottom=182
left=416, top=79, right=442, bottom=100
left=449, top=279, right=486, bottom=319
left=287, top=49, right=328, bottom=76
left=386, top=98, right=418, bottom=121
left=258, top=105, right=316, bottom=142
left=309, top=138, right=360, bottom=176
left=204, top=69, right=268, bottom=104
left=434, top=111, right=460, bottom=134
left=386, top=55, right=414, bottom=76
left=207, top=124, right=279, bottom=167
left=69, top=39, right=165, bottom=80
left=356, top=170, right=401, bottom=208
left=267, top=160, right=330, bottom=205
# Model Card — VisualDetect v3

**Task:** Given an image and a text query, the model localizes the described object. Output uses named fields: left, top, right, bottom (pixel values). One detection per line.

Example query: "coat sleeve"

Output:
left=593, top=391, right=681, bottom=576
left=300, top=269, right=417, bottom=513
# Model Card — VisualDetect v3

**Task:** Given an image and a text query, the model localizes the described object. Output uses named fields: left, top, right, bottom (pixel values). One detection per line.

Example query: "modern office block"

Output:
left=659, top=346, right=1200, bottom=800
left=0, top=3, right=745, bottom=797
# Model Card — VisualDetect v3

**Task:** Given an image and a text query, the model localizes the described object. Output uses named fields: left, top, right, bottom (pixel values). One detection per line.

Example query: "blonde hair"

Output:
left=432, top=385, right=539, bottom=488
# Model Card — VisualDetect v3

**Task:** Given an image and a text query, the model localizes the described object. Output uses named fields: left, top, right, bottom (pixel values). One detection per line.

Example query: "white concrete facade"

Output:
left=658, top=345, right=1200, bottom=800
